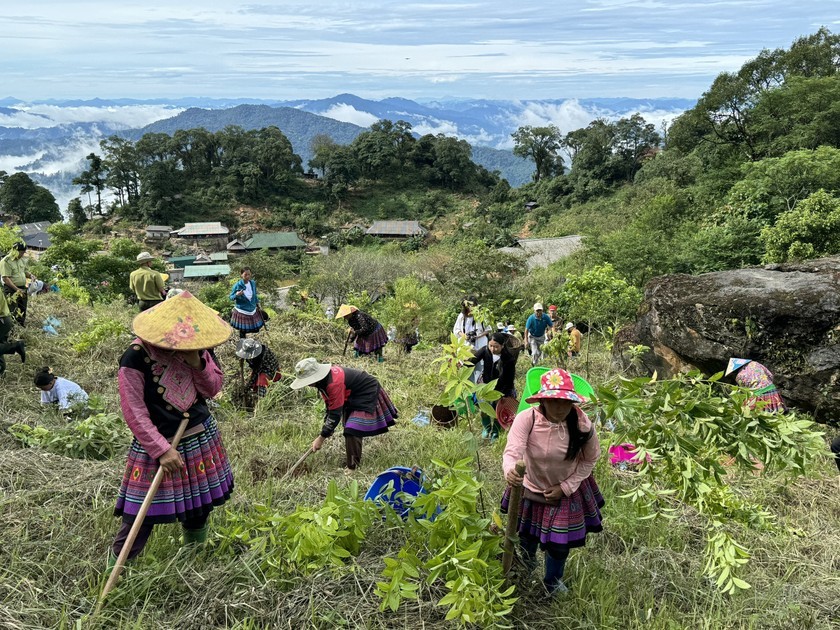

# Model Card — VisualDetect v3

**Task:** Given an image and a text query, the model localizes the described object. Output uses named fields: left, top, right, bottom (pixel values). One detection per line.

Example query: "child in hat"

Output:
left=291, top=358, right=398, bottom=471
left=235, top=338, right=282, bottom=398
left=501, top=368, right=604, bottom=595
left=108, top=291, right=235, bottom=566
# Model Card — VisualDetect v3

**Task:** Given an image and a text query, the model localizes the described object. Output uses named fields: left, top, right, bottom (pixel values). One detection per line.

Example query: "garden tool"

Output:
left=96, top=416, right=190, bottom=612
left=502, top=460, right=527, bottom=575
left=280, top=446, right=315, bottom=482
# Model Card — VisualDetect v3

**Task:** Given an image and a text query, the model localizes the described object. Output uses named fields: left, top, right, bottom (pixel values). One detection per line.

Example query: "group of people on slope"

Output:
left=525, top=303, right=580, bottom=365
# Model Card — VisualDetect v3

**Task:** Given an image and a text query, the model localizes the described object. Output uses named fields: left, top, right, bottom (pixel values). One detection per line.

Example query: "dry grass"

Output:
left=0, top=294, right=838, bottom=629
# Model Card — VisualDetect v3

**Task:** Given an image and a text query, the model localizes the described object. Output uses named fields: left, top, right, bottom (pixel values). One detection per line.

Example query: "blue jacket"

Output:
left=230, top=279, right=259, bottom=313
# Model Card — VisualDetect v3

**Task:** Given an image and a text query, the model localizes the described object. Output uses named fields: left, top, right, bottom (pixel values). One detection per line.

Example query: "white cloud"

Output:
left=319, top=103, right=379, bottom=127
left=1, top=104, right=182, bottom=129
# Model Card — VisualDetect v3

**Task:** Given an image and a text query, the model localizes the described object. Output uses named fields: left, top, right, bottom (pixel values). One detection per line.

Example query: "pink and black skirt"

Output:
left=343, top=388, right=398, bottom=437
left=501, top=474, right=604, bottom=551
left=114, top=416, right=234, bottom=524
left=230, top=308, right=265, bottom=333
left=750, top=387, right=786, bottom=413
left=354, top=324, right=388, bottom=354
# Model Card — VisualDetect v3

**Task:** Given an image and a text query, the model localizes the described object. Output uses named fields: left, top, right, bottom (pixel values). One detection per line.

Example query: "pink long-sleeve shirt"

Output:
left=503, top=405, right=601, bottom=497
left=118, top=342, right=223, bottom=459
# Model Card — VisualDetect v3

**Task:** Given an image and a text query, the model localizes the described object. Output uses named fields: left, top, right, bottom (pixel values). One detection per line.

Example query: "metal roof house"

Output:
left=145, top=225, right=173, bottom=240
left=365, top=221, right=427, bottom=239
left=167, top=255, right=197, bottom=269
left=183, top=264, right=230, bottom=279
left=17, top=221, right=53, bottom=236
left=226, top=239, right=248, bottom=254
left=243, top=232, right=307, bottom=251
left=23, top=231, right=51, bottom=251
left=172, top=222, right=230, bottom=239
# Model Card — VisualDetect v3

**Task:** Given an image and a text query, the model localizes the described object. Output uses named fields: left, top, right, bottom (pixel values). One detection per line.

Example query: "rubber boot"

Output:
left=182, top=525, right=208, bottom=545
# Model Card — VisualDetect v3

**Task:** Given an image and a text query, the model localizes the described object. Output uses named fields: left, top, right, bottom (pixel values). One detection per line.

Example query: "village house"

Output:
left=365, top=220, right=427, bottom=240
left=145, top=225, right=173, bottom=241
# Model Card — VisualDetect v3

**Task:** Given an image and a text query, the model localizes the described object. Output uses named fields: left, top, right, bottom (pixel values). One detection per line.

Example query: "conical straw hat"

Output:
left=132, top=290, right=232, bottom=350
left=336, top=304, right=358, bottom=319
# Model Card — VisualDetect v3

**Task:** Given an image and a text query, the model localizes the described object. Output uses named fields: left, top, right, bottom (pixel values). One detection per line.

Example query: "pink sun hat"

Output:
left=525, top=368, right=585, bottom=404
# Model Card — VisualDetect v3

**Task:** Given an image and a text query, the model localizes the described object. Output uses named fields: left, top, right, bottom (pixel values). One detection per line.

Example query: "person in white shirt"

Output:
left=452, top=298, right=490, bottom=350
left=34, top=367, right=89, bottom=415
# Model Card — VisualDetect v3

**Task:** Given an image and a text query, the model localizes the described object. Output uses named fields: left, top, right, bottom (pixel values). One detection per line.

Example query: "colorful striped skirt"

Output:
left=501, top=474, right=604, bottom=551
left=114, top=416, right=234, bottom=525
left=750, top=387, right=786, bottom=413
left=230, top=308, right=265, bottom=333
left=354, top=323, right=388, bottom=354
left=343, top=388, right=398, bottom=437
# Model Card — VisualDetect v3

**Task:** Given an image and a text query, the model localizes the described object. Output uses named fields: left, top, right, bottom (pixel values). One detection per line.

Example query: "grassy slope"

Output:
left=0, top=294, right=838, bottom=629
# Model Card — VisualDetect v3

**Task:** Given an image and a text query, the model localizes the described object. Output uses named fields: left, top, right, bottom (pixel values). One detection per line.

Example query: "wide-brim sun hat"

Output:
left=565, top=322, right=574, bottom=330
left=235, top=338, right=264, bottom=360
left=136, top=251, right=154, bottom=263
left=525, top=368, right=585, bottom=404
left=725, top=358, right=752, bottom=376
left=132, top=290, right=232, bottom=350
left=336, top=304, right=358, bottom=319
left=533, top=302, right=544, bottom=311
left=290, top=357, right=331, bottom=389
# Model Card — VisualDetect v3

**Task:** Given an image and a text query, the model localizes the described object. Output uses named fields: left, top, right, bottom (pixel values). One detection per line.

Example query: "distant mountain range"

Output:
left=0, top=94, right=695, bottom=209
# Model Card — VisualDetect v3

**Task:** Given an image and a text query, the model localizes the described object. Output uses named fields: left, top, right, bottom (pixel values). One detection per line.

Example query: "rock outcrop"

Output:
left=619, top=257, right=840, bottom=421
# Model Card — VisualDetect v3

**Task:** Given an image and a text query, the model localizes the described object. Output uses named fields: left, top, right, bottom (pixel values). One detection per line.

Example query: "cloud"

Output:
left=0, top=104, right=182, bottom=129
left=319, top=103, right=379, bottom=127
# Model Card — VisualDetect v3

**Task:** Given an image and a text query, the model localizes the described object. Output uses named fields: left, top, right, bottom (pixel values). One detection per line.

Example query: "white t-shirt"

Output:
left=452, top=313, right=489, bottom=350
left=41, top=377, right=89, bottom=410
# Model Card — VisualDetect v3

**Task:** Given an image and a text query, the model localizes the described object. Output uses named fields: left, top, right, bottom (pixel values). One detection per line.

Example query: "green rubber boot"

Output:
left=182, top=525, right=208, bottom=545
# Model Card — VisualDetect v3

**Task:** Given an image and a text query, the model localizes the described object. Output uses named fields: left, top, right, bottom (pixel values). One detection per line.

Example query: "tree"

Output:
left=511, top=125, right=563, bottom=183
left=612, top=114, right=661, bottom=181
left=558, top=264, right=642, bottom=329
left=0, top=172, right=61, bottom=223
left=73, top=153, right=107, bottom=215
left=67, top=198, right=87, bottom=228
left=761, top=189, right=840, bottom=262
left=309, top=134, right=338, bottom=177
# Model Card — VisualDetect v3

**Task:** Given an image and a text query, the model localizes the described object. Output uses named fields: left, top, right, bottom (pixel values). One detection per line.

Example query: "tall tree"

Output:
left=0, top=172, right=61, bottom=223
left=511, top=125, right=563, bottom=183
left=73, top=153, right=107, bottom=215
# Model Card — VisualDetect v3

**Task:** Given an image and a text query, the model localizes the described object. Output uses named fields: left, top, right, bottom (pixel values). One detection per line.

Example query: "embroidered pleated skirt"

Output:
left=114, top=416, right=234, bottom=524
left=230, top=308, right=265, bottom=333
left=343, top=388, right=398, bottom=437
left=501, top=474, right=604, bottom=551
left=354, top=323, right=388, bottom=354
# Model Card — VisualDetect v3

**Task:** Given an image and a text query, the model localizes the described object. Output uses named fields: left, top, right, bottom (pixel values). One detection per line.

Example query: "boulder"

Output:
left=620, top=256, right=840, bottom=421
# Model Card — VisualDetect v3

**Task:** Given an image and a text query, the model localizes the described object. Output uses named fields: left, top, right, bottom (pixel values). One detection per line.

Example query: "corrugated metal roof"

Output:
left=209, top=252, right=229, bottom=261
left=244, top=232, right=306, bottom=249
left=18, top=221, right=52, bottom=236
left=23, top=231, right=51, bottom=249
left=183, top=264, right=230, bottom=278
left=175, top=222, right=229, bottom=236
left=500, top=236, right=584, bottom=270
left=365, top=221, right=426, bottom=237
left=226, top=239, right=247, bottom=251
left=167, top=256, right=197, bottom=268
left=145, top=225, right=173, bottom=232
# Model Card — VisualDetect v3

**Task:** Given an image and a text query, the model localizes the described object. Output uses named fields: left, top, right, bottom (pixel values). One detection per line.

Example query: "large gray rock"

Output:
left=622, top=257, right=840, bottom=421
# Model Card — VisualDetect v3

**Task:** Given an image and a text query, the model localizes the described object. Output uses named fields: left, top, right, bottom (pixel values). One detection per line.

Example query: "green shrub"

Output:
left=72, top=317, right=130, bottom=353
left=8, top=412, right=129, bottom=460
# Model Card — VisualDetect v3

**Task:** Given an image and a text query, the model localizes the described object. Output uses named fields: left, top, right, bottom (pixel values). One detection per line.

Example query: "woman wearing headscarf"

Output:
left=336, top=304, right=388, bottom=362
left=108, top=291, right=234, bottom=568
left=291, top=358, right=398, bottom=471
left=725, top=358, right=786, bottom=413
left=502, top=368, right=604, bottom=596
left=235, top=338, right=282, bottom=399
left=471, top=331, right=521, bottom=441
left=229, top=266, right=265, bottom=338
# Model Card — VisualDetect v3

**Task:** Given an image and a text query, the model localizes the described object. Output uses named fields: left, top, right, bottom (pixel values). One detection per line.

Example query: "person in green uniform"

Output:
left=0, top=242, right=35, bottom=326
left=0, top=289, right=26, bottom=375
left=129, top=252, right=166, bottom=311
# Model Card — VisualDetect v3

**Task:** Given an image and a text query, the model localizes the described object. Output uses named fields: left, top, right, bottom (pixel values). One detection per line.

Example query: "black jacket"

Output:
left=471, top=346, right=518, bottom=397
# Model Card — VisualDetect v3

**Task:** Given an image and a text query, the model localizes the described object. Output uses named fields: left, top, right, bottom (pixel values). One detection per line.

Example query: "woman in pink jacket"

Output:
left=502, top=368, right=604, bottom=595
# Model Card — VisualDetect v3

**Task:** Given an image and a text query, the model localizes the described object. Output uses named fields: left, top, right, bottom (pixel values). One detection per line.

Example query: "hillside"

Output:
left=133, top=104, right=533, bottom=186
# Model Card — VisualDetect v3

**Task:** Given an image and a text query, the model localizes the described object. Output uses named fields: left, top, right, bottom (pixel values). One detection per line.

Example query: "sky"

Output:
left=0, top=1, right=836, bottom=101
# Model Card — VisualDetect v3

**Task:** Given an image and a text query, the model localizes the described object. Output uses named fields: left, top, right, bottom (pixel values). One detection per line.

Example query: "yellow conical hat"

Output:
left=336, top=304, right=358, bottom=319
left=132, top=290, right=232, bottom=350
